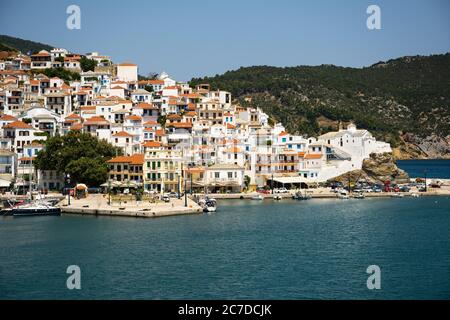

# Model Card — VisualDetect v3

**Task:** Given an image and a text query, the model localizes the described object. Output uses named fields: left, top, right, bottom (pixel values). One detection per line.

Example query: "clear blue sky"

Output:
left=1, top=0, right=449, bottom=80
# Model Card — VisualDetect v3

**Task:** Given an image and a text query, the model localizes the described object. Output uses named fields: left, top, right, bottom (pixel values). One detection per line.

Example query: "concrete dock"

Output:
left=60, top=194, right=203, bottom=218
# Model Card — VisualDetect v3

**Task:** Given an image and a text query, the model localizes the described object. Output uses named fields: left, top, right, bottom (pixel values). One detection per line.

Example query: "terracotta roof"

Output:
left=134, top=102, right=157, bottom=110
left=65, top=113, right=82, bottom=120
left=304, top=153, right=322, bottom=159
left=3, top=121, right=33, bottom=129
left=118, top=62, right=137, bottom=67
left=70, top=123, right=83, bottom=131
left=84, top=116, right=110, bottom=125
left=0, top=114, right=18, bottom=121
left=125, top=115, right=142, bottom=121
left=107, top=153, right=144, bottom=165
left=167, top=114, right=181, bottom=120
left=279, top=131, right=288, bottom=136
left=113, top=131, right=133, bottom=137
left=169, top=122, right=192, bottom=129
left=143, top=120, right=158, bottom=126
left=142, top=141, right=161, bottom=148
left=226, top=123, right=236, bottom=129
left=149, top=79, right=164, bottom=85
left=184, top=111, right=197, bottom=117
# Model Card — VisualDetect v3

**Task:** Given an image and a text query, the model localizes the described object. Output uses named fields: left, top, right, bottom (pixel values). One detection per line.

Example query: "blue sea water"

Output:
left=1, top=196, right=450, bottom=300
left=397, top=159, right=450, bottom=179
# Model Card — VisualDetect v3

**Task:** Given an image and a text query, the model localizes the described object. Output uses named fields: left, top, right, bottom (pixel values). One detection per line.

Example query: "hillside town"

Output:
left=0, top=48, right=393, bottom=195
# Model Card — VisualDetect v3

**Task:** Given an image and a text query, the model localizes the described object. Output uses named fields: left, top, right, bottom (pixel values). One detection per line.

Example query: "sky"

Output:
left=0, top=0, right=449, bottom=81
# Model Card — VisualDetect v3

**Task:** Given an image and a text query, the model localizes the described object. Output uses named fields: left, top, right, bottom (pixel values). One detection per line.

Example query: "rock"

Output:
left=363, top=152, right=409, bottom=183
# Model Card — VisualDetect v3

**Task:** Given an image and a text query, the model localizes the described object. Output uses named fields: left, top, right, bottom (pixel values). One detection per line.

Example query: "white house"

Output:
left=116, top=63, right=138, bottom=82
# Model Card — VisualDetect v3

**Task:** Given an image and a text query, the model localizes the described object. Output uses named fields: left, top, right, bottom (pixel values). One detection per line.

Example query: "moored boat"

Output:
left=353, top=192, right=365, bottom=199
left=391, top=193, right=405, bottom=198
left=11, top=201, right=61, bottom=217
left=251, top=194, right=264, bottom=200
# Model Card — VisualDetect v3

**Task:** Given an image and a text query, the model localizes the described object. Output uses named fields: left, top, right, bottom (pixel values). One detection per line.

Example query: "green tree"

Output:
left=65, top=157, right=109, bottom=187
left=80, top=56, right=98, bottom=72
left=34, top=132, right=121, bottom=187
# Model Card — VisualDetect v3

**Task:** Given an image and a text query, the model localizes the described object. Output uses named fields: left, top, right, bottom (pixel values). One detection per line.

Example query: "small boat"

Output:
left=337, top=190, right=350, bottom=199
left=411, top=193, right=420, bottom=198
left=391, top=193, right=405, bottom=198
left=293, top=191, right=312, bottom=200
left=251, top=194, right=264, bottom=200
left=203, top=199, right=217, bottom=213
left=11, top=201, right=61, bottom=217
left=353, top=193, right=365, bottom=199
left=273, top=195, right=282, bottom=201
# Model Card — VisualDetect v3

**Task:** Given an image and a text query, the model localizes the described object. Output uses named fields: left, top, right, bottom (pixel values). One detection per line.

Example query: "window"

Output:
left=228, top=172, right=233, bottom=179
left=215, top=172, right=220, bottom=179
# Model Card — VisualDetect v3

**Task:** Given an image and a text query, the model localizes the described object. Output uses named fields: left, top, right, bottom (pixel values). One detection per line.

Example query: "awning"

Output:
left=0, top=179, right=11, bottom=188
left=272, top=177, right=316, bottom=184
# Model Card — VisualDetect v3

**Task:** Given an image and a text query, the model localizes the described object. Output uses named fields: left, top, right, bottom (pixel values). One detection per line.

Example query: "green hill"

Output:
left=190, top=54, right=450, bottom=158
left=0, top=34, right=53, bottom=54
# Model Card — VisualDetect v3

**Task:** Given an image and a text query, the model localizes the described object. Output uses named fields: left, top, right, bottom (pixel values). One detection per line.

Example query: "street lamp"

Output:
left=424, top=169, right=427, bottom=192
left=66, top=173, right=71, bottom=205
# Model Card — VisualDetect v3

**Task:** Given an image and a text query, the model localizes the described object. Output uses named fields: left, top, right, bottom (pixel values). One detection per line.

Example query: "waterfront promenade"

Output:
left=60, top=194, right=203, bottom=218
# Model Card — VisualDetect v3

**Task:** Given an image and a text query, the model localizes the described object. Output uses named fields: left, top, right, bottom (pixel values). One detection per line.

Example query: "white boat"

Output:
left=353, top=192, right=365, bottom=199
left=411, top=193, right=420, bottom=198
left=337, top=190, right=350, bottom=199
left=251, top=194, right=264, bottom=200
left=391, top=193, right=405, bottom=198
left=11, top=200, right=61, bottom=217
left=273, top=195, right=282, bottom=201
left=203, top=199, right=217, bottom=213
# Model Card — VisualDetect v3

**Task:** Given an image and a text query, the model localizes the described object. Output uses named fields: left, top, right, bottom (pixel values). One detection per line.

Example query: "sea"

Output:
left=1, top=194, right=450, bottom=299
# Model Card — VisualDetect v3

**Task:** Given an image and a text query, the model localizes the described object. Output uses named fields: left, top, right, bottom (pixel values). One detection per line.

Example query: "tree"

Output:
left=80, top=56, right=98, bottom=72
left=65, top=157, right=109, bottom=187
left=34, top=132, right=121, bottom=187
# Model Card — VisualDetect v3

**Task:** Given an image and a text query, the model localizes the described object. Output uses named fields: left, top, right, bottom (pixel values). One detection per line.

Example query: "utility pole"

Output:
left=66, top=174, right=71, bottom=205
left=424, top=169, right=427, bottom=192
left=184, top=173, right=187, bottom=207
left=271, top=172, right=274, bottom=194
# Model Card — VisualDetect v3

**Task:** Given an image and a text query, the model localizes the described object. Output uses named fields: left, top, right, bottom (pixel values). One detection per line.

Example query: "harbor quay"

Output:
left=59, top=194, right=202, bottom=218
left=52, top=182, right=450, bottom=219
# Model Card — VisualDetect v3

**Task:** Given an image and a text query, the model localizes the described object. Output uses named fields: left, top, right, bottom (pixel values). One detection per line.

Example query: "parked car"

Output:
left=399, top=186, right=411, bottom=192
left=372, top=187, right=382, bottom=193
left=363, top=187, right=373, bottom=193
left=256, top=188, right=271, bottom=194
left=161, top=194, right=170, bottom=202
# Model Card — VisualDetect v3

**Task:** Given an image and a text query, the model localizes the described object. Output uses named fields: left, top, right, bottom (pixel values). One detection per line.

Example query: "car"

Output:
left=372, top=187, right=382, bottom=193
left=353, top=188, right=363, bottom=193
left=399, top=186, right=410, bottom=192
left=274, top=188, right=289, bottom=194
left=363, top=187, right=373, bottom=193
left=161, top=194, right=170, bottom=202
left=168, top=192, right=179, bottom=198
